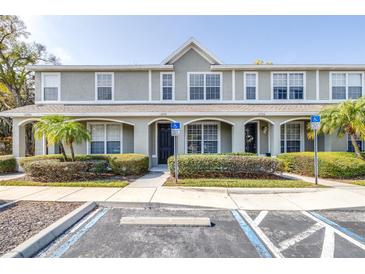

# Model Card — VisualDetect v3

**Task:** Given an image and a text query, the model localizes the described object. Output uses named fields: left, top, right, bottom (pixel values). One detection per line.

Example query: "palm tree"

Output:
left=49, top=118, right=91, bottom=161
left=319, top=97, right=365, bottom=159
left=33, top=115, right=68, bottom=161
left=34, top=115, right=91, bottom=161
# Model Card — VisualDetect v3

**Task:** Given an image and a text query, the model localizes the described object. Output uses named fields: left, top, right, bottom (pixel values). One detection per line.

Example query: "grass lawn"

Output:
left=164, top=178, right=325, bottom=188
left=341, top=180, right=365, bottom=186
left=0, top=180, right=128, bottom=188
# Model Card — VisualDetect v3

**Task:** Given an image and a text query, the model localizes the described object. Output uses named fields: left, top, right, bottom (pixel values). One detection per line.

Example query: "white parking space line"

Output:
left=302, top=211, right=365, bottom=252
left=239, top=210, right=284, bottom=258
left=321, top=227, right=335, bottom=258
left=278, top=223, right=324, bottom=252
left=253, top=211, right=268, bottom=226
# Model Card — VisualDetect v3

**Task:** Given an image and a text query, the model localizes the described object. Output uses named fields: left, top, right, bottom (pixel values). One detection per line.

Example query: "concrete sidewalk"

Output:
left=1, top=172, right=365, bottom=210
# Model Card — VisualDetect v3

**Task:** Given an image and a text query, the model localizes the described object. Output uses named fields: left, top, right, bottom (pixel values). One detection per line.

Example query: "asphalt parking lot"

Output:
left=37, top=205, right=365, bottom=258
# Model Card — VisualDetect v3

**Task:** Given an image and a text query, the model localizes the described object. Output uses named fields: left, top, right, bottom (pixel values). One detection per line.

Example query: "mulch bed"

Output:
left=0, top=201, right=81, bottom=256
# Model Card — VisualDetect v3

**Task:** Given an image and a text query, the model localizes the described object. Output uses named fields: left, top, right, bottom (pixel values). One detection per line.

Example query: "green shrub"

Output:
left=108, top=154, right=149, bottom=176
left=168, top=154, right=284, bottom=178
left=23, top=159, right=109, bottom=182
left=278, top=152, right=365, bottom=178
left=0, top=155, right=16, bottom=174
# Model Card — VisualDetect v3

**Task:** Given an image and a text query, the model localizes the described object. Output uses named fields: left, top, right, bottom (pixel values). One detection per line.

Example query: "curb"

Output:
left=2, top=201, right=97, bottom=258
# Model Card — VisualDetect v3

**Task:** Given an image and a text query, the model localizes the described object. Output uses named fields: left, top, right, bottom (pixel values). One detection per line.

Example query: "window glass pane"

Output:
left=189, top=74, right=204, bottom=100
left=91, top=142, right=104, bottom=154
left=162, top=74, right=173, bottom=87
left=347, top=135, right=363, bottom=152
left=44, top=87, right=58, bottom=101
left=187, top=124, right=202, bottom=153
left=348, top=73, right=361, bottom=86
left=246, top=73, right=256, bottom=87
left=246, top=87, right=256, bottom=100
left=274, top=87, right=287, bottom=99
left=348, top=87, right=362, bottom=99
left=206, top=74, right=220, bottom=100
left=107, top=141, right=120, bottom=154
left=98, top=87, right=112, bottom=100
left=289, top=73, right=304, bottom=86
left=162, top=87, right=172, bottom=100
left=97, top=74, right=112, bottom=87
left=273, top=73, right=287, bottom=99
left=332, top=73, right=346, bottom=86
left=332, top=87, right=346, bottom=99
left=44, top=75, right=59, bottom=87
left=289, top=87, right=304, bottom=99
left=91, top=125, right=105, bottom=141
left=203, top=124, right=218, bottom=153
left=286, top=124, right=301, bottom=152
left=106, top=125, right=120, bottom=154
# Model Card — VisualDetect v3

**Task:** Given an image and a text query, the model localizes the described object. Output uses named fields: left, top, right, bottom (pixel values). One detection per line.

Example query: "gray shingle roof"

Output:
left=0, top=103, right=332, bottom=117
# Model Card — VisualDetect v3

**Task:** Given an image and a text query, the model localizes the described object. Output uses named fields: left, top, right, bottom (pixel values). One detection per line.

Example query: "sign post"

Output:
left=171, top=122, right=181, bottom=182
left=310, top=115, right=321, bottom=185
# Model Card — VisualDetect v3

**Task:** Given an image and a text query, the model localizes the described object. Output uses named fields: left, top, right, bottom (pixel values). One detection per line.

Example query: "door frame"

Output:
left=244, top=121, right=260, bottom=155
left=156, top=121, right=174, bottom=164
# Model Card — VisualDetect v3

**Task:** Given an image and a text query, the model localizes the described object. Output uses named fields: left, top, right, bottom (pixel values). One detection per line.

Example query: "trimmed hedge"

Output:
left=20, top=153, right=149, bottom=180
left=278, top=152, right=365, bottom=179
left=109, top=154, right=149, bottom=176
left=0, top=155, right=16, bottom=174
left=168, top=154, right=284, bottom=178
left=23, top=159, right=109, bottom=182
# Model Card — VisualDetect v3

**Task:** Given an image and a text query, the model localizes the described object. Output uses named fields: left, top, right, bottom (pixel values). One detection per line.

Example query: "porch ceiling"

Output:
left=0, top=103, right=332, bottom=117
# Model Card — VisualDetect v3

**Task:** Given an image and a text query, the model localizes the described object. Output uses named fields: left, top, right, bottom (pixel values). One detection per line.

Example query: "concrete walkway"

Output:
left=0, top=173, right=25, bottom=181
left=1, top=172, right=365, bottom=210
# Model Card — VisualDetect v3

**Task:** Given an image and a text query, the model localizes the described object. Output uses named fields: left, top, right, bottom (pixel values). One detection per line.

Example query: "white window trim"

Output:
left=271, top=71, right=306, bottom=101
left=41, top=72, right=61, bottom=102
left=86, top=122, right=123, bottom=155
left=184, top=121, right=221, bottom=154
left=329, top=71, right=364, bottom=101
left=281, top=121, right=305, bottom=153
left=243, top=72, right=258, bottom=101
left=95, top=72, right=114, bottom=102
left=160, top=72, right=175, bottom=101
left=187, top=72, right=223, bottom=101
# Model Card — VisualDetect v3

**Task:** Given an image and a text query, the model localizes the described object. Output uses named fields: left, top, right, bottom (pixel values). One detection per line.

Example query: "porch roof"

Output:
left=0, top=103, right=332, bottom=117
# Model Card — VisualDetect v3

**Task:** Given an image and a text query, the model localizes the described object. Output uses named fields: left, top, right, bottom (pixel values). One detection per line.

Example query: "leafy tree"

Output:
left=254, top=59, right=273, bottom=65
left=33, top=115, right=68, bottom=161
left=34, top=115, right=91, bottom=162
left=0, top=15, right=59, bottom=154
left=318, top=97, right=365, bottom=158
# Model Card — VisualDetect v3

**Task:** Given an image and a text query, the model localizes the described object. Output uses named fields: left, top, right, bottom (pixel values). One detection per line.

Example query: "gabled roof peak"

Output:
left=161, top=37, right=223, bottom=65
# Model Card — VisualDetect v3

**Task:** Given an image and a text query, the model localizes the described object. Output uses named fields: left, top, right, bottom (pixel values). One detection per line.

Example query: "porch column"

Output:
left=12, top=118, right=26, bottom=158
left=177, top=125, right=185, bottom=154
left=133, top=119, right=149, bottom=156
left=232, top=122, right=245, bottom=152
left=270, top=122, right=282, bottom=156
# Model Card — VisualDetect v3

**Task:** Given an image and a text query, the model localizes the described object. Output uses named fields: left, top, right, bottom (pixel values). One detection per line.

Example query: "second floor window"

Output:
left=189, top=73, right=221, bottom=100
left=273, top=73, right=304, bottom=100
left=245, top=73, right=257, bottom=100
left=161, top=73, right=174, bottom=100
left=331, top=72, right=362, bottom=100
left=96, top=73, right=113, bottom=101
left=42, top=73, right=60, bottom=101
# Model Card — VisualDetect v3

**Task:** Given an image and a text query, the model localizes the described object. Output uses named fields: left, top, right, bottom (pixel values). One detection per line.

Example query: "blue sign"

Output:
left=171, top=122, right=181, bottom=130
left=310, top=115, right=321, bottom=123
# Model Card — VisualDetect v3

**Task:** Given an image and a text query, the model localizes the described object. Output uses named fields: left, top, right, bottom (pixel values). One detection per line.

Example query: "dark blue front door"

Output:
left=158, top=124, right=174, bottom=164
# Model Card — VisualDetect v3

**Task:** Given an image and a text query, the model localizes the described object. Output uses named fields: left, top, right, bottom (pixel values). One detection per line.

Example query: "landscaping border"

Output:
left=2, top=201, right=97, bottom=258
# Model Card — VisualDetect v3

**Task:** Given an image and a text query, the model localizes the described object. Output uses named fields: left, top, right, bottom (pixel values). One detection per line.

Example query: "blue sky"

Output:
left=23, top=16, right=365, bottom=65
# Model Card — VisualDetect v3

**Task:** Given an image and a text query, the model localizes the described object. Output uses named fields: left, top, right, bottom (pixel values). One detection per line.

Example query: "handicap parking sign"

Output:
left=310, top=115, right=321, bottom=130
left=171, top=122, right=181, bottom=130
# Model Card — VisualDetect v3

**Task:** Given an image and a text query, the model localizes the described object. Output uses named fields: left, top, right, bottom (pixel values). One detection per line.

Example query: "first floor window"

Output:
left=161, top=73, right=174, bottom=100
left=96, top=73, right=113, bottom=101
left=187, top=123, right=219, bottom=154
left=281, top=123, right=302, bottom=153
left=90, top=124, right=121, bottom=154
left=42, top=73, right=60, bottom=101
left=347, top=135, right=364, bottom=152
